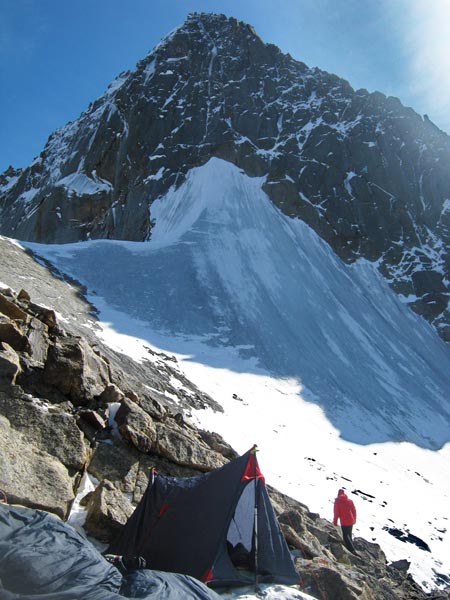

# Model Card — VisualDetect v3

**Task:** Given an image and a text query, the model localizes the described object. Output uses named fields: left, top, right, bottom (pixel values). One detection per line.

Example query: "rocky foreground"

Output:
left=0, top=241, right=448, bottom=599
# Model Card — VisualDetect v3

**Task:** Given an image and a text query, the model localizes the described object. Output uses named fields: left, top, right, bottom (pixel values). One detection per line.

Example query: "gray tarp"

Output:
left=0, top=504, right=221, bottom=600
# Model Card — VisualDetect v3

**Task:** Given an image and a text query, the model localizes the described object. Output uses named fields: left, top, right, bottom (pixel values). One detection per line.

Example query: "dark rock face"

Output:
left=1, top=13, right=449, bottom=340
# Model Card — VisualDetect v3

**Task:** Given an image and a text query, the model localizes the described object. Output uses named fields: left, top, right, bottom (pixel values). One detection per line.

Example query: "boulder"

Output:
left=154, top=421, right=226, bottom=471
left=0, top=293, right=27, bottom=321
left=89, top=438, right=141, bottom=495
left=0, top=393, right=90, bottom=470
left=43, top=336, right=110, bottom=404
left=25, top=316, right=49, bottom=366
left=138, top=390, right=167, bottom=420
left=197, top=429, right=238, bottom=460
left=278, top=510, right=323, bottom=559
left=99, top=383, right=125, bottom=404
left=16, top=288, right=31, bottom=303
left=0, top=414, right=74, bottom=518
left=84, top=479, right=134, bottom=542
left=78, top=409, right=107, bottom=431
left=280, top=521, right=319, bottom=559
left=296, top=558, right=371, bottom=600
left=390, top=559, right=411, bottom=573
left=0, top=341, right=21, bottom=384
left=0, top=317, right=30, bottom=352
left=28, top=301, right=59, bottom=330
left=115, top=397, right=157, bottom=453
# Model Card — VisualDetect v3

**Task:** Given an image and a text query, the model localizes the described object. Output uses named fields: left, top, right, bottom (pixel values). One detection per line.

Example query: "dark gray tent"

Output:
left=108, top=446, right=299, bottom=588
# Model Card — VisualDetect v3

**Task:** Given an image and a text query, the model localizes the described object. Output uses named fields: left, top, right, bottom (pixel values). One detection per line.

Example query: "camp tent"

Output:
left=108, top=446, right=299, bottom=588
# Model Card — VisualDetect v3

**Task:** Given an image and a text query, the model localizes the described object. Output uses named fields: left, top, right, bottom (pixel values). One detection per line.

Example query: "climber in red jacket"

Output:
left=333, top=488, right=358, bottom=555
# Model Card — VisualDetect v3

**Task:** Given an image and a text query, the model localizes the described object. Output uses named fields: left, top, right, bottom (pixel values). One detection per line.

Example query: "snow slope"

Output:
left=24, top=158, right=450, bottom=591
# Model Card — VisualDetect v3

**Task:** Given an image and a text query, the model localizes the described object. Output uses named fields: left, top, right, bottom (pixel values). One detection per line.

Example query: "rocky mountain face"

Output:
left=0, top=13, right=449, bottom=342
left=0, top=237, right=448, bottom=600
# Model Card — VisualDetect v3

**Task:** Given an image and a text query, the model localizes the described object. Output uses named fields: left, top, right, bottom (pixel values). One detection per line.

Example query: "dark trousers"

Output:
left=341, top=525, right=357, bottom=554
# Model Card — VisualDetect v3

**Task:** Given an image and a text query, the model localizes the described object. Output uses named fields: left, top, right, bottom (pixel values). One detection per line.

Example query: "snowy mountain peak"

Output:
left=1, top=12, right=450, bottom=342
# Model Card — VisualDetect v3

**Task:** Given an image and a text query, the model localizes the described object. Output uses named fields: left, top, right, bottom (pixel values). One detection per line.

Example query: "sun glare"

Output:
left=407, top=0, right=450, bottom=130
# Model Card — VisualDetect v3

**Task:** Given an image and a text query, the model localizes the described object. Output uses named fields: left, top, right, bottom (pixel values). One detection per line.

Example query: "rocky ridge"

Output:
left=0, top=238, right=448, bottom=599
left=1, top=13, right=450, bottom=342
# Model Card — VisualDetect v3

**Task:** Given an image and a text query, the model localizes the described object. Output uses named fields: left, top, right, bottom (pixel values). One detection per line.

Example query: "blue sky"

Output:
left=1, top=0, right=450, bottom=173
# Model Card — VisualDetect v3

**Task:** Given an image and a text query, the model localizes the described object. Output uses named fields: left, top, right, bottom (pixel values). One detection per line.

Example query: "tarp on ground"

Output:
left=0, top=504, right=221, bottom=600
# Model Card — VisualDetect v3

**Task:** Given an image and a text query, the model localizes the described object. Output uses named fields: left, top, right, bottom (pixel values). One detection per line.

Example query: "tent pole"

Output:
left=252, top=445, right=260, bottom=593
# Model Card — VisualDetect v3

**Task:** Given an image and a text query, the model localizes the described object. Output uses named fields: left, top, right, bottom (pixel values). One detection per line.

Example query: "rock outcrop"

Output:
left=0, top=284, right=228, bottom=519
left=0, top=281, right=448, bottom=599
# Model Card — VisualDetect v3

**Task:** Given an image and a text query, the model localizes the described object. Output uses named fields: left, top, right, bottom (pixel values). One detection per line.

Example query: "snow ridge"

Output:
left=26, top=158, right=450, bottom=450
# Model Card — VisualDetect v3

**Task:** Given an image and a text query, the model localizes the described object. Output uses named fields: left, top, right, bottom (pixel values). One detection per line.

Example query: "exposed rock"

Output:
left=0, top=414, right=74, bottom=518
left=0, top=249, right=221, bottom=418
left=24, top=317, right=49, bottom=366
left=0, top=317, right=30, bottom=352
left=296, top=558, right=373, bottom=600
left=154, top=421, right=227, bottom=471
left=78, top=408, right=107, bottom=431
left=0, top=341, right=21, bottom=384
left=138, top=390, right=168, bottom=420
left=16, top=288, right=31, bottom=303
left=390, top=559, right=411, bottom=573
left=0, top=293, right=27, bottom=321
left=28, top=301, right=59, bottom=330
left=130, top=455, right=163, bottom=503
left=43, top=336, right=109, bottom=405
left=99, top=382, right=125, bottom=404
left=84, top=479, right=134, bottom=542
left=89, top=438, right=141, bottom=496
left=197, top=429, right=239, bottom=460
left=278, top=510, right=323, bottom=559
left=0, top=392, right=90, bottom=470
left=115, top=397, right=157, bottom=453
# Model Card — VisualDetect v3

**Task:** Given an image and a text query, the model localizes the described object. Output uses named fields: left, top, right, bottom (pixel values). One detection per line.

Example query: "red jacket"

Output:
left=333, top=489, right=356, bottom=526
